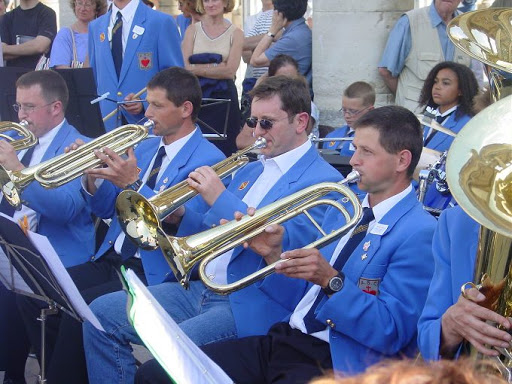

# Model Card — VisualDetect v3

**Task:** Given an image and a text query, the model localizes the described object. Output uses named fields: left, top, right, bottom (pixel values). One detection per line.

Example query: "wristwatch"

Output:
left=124, top=179, right=143, bottom=191
left=266, top=31, right=276, bottom=39
left=322, top=272, right=345, bottom=296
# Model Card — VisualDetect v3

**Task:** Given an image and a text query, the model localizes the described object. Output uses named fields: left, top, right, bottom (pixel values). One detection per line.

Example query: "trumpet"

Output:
left=115, top=137, right=267, bottom=250
left=156, top=170, right=361, bottom=294
left=0, top=120, right=153, bottom=210
left=0, top=121, right=37, bottom=151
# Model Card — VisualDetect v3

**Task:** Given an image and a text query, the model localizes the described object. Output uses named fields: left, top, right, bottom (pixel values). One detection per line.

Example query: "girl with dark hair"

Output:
left=419, top=61, right=479, bottom=152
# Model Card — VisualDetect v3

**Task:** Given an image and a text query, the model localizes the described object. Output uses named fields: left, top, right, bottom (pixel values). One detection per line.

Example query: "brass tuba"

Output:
left=0, top=120, right=37, bottom=151
left=156, top=171, right=361, bottom=294
left=0, top=120, right=153, bottom=210
left=115, top=137, right=267, bottom=250
left=446, top=8, right=512, bottom=379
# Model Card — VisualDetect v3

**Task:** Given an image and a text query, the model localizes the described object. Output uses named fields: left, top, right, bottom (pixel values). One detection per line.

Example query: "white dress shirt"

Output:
left=109, top=0, right=140, bottom=55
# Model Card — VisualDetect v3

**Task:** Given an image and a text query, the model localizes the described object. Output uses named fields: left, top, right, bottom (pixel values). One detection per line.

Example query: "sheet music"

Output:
left=123, top=269, right=232, bottom=384
left=26, top=231, right=104, bottom=332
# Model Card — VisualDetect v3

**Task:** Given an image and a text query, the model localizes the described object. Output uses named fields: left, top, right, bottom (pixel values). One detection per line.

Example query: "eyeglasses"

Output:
left=75, top=1, right=94, bottom=8
left=13, top=101, right=56, bottom=114
left=340, top=106, right=371, bottom=117
left=246, top=115, right=290, bottom=130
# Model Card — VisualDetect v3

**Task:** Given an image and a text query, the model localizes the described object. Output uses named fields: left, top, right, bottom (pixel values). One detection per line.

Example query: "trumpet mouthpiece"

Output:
left=344, top=170, right=360, bottom=184
left=144, top=119, right=155, bottom=129
left=254, top=137, right=267, bottom=149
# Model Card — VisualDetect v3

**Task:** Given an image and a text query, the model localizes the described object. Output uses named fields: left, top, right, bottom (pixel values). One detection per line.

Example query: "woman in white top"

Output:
left=181, top=0, right=243, bottom=156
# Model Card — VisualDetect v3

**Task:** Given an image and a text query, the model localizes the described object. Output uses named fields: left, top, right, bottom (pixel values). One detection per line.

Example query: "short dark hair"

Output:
left=419, top=61, right=479, bottom=118
left=250, top=75, right=311, bottom=121
left=147, top=67, right=202, bottom=121
left=16, top=70, right=69, bottom=110
left=268, top=54, right=299, bottom=77
left=272, top=0, right=307, bottom=21
left=353, top=106, right=423, bottom=178
left=344, top=81, right=376, bottom=106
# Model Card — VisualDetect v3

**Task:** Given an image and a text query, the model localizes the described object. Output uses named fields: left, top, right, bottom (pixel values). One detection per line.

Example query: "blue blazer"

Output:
left=85, top=129, right=225, bottom=285
left=20, top=121, right=95, bottom=268
left=417, top=206, right=479, bottom=360
left=312, top=189, right=436, bottom=374
left=423, top=113, right=471, bottom=152
left=322, top=125, right=355, bottom=157
left=178, top=145, right=343, bottom=338
left=88, top=4, right=184, bottom=131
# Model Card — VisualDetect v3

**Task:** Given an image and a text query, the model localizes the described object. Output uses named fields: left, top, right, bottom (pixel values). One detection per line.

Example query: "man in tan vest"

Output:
left=378, top=0, right=470, bottom=113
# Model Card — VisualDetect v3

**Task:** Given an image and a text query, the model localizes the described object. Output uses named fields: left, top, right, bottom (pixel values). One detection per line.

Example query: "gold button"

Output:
left=117, top=91, right=123, bottom=96
left=108, top=240, right=113, bottom=244
left=326, top=319, right=335, bottom=329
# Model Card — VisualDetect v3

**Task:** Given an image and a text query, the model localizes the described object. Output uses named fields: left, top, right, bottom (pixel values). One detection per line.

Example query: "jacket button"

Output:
left=91, top=256, right=95, bottom=261
left=117, top=91, right=123, bottom=96
left=211, top=224, right=216, bottom=228
left=326, top=319, right=335, bottom=329
left=108, top=240, right=113, bottom=245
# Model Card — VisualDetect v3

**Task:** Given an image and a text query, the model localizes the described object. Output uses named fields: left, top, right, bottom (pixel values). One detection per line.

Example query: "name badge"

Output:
left=132, top=25, right=145, bottom=36
left=370, top=223, right=388, bottom=236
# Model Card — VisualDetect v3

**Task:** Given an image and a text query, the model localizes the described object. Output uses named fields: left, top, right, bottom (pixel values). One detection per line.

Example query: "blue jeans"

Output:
left=83, top=280, right=237, bottom=384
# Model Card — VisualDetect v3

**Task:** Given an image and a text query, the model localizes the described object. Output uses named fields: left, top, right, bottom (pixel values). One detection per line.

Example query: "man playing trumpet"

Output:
left=17, top=67, right=225, bottom=384
left=136, top=106, right=438, bottom=383
left=83, top=75, right=342, bottom=384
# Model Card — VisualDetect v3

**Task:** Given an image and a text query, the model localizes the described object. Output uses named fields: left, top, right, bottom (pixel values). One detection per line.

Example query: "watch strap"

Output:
left=322, top=271, right=345, bottom=296
left=124, top=179, right=143, bottom=191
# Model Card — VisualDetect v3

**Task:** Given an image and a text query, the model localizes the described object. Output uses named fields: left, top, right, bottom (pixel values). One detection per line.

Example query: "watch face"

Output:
left=329, top=276, right=343, bottom=291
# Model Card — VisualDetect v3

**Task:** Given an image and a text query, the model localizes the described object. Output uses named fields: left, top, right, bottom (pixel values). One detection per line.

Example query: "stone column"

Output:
left=313, top=0, right=413, bottom=127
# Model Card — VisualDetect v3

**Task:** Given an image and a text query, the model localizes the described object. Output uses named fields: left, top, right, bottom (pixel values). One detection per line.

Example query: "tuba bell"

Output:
left=0, top=120, right=37, bottom=151
left=446, top=8, right=512, bottom=379
left=115, top=137, right=267, bottom=250
left=0, top=120, right=153, bottom=210
left=156, top=171, right=361, bottom=294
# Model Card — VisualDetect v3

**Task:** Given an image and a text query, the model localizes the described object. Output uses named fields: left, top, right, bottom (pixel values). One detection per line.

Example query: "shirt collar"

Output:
left=435, top=105, right=458, bottom=117
left=111, top=0, right=139, bottom=26
left=157, top=127, right=196, bottom=159
left=283, top=17, right=306, bottom=34
left=260, top=139, right=311, bottom=175
left=360, top=184, right=413, bottom=223
left=429, top=1, right=460, bottom=28
left=37, top=119, right=65, bottom=150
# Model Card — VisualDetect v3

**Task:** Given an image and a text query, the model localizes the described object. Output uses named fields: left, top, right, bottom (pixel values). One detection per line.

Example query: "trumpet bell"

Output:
left=446, top=94, right=512, bottom=238
left=0, top=167, right=23, bottom=210
left=0, top=121, right=37, bottom=151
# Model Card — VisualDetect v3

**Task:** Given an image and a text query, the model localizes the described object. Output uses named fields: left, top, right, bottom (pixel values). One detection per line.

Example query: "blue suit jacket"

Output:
left=85, top=129, right=225, bottom=285
left=311, top=189, right=436, bottom=374
left=417, top=206, right=479, bottom=360
left=20, top=121, right=95, bottom=268
left=178, top=145, right=343, bottom=337
left=322, top=125, right=355, bottom=157
left=423, top=113, right=471, bottom=152
left=88, top=3, right=184, bottom=131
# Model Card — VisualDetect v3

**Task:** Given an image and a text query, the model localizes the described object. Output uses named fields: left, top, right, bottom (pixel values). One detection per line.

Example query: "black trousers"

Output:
left=17, top=249, right=147, bottom=384
left=135, top=322, right=333, bottom=384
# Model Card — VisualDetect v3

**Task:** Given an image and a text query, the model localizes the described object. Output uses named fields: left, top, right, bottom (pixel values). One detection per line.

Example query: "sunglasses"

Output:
left=245, top=115, right=290, bottom=130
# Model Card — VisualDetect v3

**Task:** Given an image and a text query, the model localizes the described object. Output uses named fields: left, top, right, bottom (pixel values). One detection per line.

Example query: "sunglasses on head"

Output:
left=245, top=115, right=290, bottom=130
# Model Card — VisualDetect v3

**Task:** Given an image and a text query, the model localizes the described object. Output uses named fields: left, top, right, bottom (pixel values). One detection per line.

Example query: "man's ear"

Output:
left=181, top=100, right=194, bottom=119
left=396, top=149, right=412, bottom=174
left=295, top=111, right=310, bottom=134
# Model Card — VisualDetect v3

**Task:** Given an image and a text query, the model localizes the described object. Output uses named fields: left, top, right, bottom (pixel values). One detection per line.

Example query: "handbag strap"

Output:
left=68, top=27, right=78, bottom=65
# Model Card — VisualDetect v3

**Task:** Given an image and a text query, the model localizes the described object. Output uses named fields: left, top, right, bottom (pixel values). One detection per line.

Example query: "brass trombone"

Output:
left=0, top=120, right=153, bottom=210
left=0, top=121, right=37, bottom=151
left=156, top=170, right=361, bottom=294
left=115, top=137, right=267, bottom=250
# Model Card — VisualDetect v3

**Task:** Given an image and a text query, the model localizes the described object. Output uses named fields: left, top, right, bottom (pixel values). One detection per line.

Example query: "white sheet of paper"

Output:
left=124, top=269, right=232, bottom=384
left=26, top=231, right=104, bottom=331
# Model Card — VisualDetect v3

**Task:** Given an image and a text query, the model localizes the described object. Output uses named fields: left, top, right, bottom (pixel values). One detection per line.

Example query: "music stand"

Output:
left=197, top=97, right=231, bottom=141
left=54, top=68, right=106, bottom=138
left=0, top=215, right=82, bottom=384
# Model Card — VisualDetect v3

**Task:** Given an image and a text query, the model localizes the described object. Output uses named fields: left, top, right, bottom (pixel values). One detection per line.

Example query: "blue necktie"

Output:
left=0, top=146, right=35, bottom=217
left=119, top=146, right=166, bottom=259
left=303, top=207, right=375, bottom=333
left=112, top=11, right=123, bottom=79
left=145, top=146, right=166, bottom=190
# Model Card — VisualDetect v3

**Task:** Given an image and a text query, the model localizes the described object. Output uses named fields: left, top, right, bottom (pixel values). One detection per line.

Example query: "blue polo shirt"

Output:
left=265, top=17, right=312, bottom=86
left=378, top=2, right=460, bottom=77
